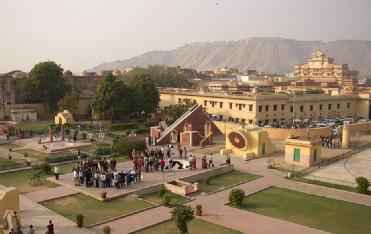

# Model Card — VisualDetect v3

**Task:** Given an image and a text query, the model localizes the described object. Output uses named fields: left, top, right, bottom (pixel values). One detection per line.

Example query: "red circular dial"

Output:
left=228, top=131, right=247, bottom=149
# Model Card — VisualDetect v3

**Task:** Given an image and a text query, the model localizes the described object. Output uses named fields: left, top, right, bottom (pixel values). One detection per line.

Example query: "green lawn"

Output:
left=41, top=193, right=153, bottom=226
left=0, top=143, right=22, bottom=150
left=0, top=158, right=24, bottom=170
left=198, top=170, right=258, bottom=193
left=135, top=219, right=243, bottom=234
left=140, top=190, right=189, bottom=206
left=14, top=121, right=53, bottom=134
left=0, top=169, right=58, bottom=193
left=236, top=186, right=371, bottom=234
left=13, top=148, right=49, bottom=161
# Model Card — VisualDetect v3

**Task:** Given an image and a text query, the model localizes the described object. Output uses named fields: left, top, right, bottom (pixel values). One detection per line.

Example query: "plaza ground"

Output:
left=307, top=147, right=371, bottom=187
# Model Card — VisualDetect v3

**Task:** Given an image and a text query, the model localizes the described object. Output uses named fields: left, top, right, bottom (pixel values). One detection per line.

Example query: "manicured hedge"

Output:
left=47, top=152, right=88, bottom=163
left=114, top=136, right=146, bottom=159
left=109, top=123, right=139, bottom=131
left=143, top=121, right=160, bottom=127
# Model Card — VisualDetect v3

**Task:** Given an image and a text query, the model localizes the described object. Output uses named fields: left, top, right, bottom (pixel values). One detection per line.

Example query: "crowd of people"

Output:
left=321, top=135, right=341, bottom=148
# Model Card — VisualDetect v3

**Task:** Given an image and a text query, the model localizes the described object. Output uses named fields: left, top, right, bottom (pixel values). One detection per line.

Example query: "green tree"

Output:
left=57, top=91, right=79, bottom=113
left=229, top=188, right=245, bottom=207
left=125, top=65, right=192, bottom=88
left=171, top=204, right=194, bottom=234
left=21, top=61, right=69, bottom=112
left=355, top=177, right=369, bottom=194
left=92, top=73, right=130, bottom=120
left=127, top=74, right=160, bottom=114
left=162, top=98, right=195, bottom=120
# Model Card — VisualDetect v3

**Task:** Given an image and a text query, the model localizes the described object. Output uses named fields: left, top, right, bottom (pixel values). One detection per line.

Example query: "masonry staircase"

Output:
left=157, top=104, right=199, bottom=143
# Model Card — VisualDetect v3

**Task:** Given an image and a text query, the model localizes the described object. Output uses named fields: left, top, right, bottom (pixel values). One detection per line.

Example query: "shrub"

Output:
left=355, top=177, right=369, bottom=194
left=81, top=132, right=87, bottom=140
left=144, top=120, right=160, bottom=127
left=114, top=136, right=146, bottom=159
left=133, top=127, right=150, bottom=134
left=229, top=188, right=245, bottom=207
left=94, top=146, right=112, bottom=156
left=158, top=187, right=166, bottom=197
left=76, top=214, right=84, bottom=228
left=171, top=205, right=194, bottom=234
left=109, top=123, right=139, bottom=131
left=205, top=177, right=211, bottom=185
left=162, top=194, right=171, bottom=206
left=195, top=204, right=202, bottom=216
left=103, top=226, right=111, bottom=234
left=41, top=163, right=51, bottom=174
left=47, top=153, right=88, bottom=164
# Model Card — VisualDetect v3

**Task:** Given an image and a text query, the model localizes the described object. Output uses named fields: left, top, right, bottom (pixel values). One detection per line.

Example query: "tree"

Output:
left=127, top=74, right=160, bottom=115
left=91, top=73, right=130, bottom=120
left=355, top=177, right=369, bottom=194
left=171, top=204, right=194, bottom=234
left=57, top=91, right=79, bottom=113
left=162, top=98, right=195, bottom=120
left=229, top=188, right=245, bottom=207
left=125, top=65, right=192, bottom=88
left=21, top=61, right=69, bottom=112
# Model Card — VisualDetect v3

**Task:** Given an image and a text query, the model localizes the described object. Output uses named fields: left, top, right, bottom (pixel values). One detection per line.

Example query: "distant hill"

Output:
left=90, top=37, right=371, bottom=78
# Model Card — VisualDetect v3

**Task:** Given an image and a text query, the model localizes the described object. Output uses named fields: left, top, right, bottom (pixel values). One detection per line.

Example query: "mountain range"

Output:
left=90, top=37, right=371, bottom=78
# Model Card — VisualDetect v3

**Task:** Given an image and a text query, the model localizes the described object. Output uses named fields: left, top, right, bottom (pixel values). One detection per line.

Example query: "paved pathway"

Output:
left=25, top=186, right=78, bottom=203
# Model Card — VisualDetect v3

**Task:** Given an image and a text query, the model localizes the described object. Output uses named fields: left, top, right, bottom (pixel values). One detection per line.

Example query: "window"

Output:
left=347, top=103, right=351, bottom=108
left=229, top=103, right=233, bottom=109
left=313, top=148, right=318, bottom=161
left=320, top=104, right=323, bottom=110
left=219, top=102, right=223, bottom=108
left=238, top=104, right=242, bottom=110
left=300, top=105, right=304, bottom=112
left=265, top=105, right=269, bottom=112
left=328, top=104, right=332, bottom=110
left=310, top=105, right=313, bottom=111
left=211, top=102, right=215, bottom=107
left=294, top=148, right=301, bottom=161
left=204, top=100, right=207, bottom=106
left=258, top=105, right=262, bottom=112
left=290, top=106, right=293, bottom=113
left=281, top=104, right=285, bottom=110
left=337, top=103, right=340, bottom=109
left=249, top=104, right=253, bottom=111
left=273, top=105, right=277, bottom=111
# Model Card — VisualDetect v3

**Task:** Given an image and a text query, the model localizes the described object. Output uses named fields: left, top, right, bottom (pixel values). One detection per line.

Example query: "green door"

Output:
left=294, top=148, right=301, bottom=161
left=262, top=143, right=266, bottom=155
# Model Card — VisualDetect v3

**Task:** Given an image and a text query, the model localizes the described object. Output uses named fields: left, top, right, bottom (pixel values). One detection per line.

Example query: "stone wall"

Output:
left=264, top=127, right=332, bottom=140
left=180, top=164, right=234, bottom=183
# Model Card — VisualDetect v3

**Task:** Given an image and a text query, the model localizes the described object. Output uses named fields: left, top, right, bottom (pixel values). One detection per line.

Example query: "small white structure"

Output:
left=10, top=109, right=37, bottom=122
left=55, top=110, right=75, bottom=125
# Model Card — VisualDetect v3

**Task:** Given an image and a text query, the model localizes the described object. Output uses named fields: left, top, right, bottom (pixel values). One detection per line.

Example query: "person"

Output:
left=188, top=156, right=193, bottom=170
left=54, top=165, right=60, bottom=180
left=201, top=155, right=207, bottom=169
left=192, top=155, right=197, bottom=170
left=226, top=154, right=231, bottom=165
left=208, top=153, right=214, bottom=168
left=168, top=156, right=173, bottom=170
left=47, top=220, right=54, bottom=234
left=16, top=227, right=22, bottom=234
left=77, top=149, right=81, bottom=161
left=26, top=225, right=35, bottom=234
left=183, top=147, right=187, bottom=159
left=160, top=158, right=165, bottom=172
left=178, top=145, right=183, bottom=159
left=9, top=228, right=16, bottom=234
left=73, top=167, right=79, bottom=186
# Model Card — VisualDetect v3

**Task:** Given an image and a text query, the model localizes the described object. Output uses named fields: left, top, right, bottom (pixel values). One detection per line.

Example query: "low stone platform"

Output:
left=48, top=160, right=233, bottom=201
left=15, top=138, right=91, bottom=153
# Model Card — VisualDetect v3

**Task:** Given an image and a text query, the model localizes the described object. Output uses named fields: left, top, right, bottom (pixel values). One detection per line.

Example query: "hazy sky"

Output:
left=1, top=0, right=370, bottom=73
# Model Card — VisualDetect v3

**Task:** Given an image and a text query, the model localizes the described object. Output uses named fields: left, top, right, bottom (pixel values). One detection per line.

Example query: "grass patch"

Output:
left=236, top=186, right=371, bottom=234
left=13, top=148, right=48, bottom=161
left=198, top=170, right=258, bottom=193
left=135, top=218, right=243, bottom=234
left=0, top=169, right=58, bottom=193
left=41, top=193, right=153, bottom=226
left=0, top=158, right=25, bottom=170
left=0, top=143, right=22, bottom=150
left=140, top=190, right=188, bottom=206
left=14, top=121, right=53, bottom=134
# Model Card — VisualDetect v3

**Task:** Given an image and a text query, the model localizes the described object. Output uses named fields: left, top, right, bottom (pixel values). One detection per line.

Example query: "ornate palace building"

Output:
left=294, top=50, right=358, bottom=92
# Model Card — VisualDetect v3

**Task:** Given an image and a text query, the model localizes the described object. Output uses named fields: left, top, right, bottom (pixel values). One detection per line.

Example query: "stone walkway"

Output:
left=25, top=186, right=78, bottom=203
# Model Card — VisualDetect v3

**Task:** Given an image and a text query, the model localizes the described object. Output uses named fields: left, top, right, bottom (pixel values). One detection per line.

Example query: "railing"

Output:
left=304, top=174, right=356, bottom=188
left=298, top=142, right=371, bottom=177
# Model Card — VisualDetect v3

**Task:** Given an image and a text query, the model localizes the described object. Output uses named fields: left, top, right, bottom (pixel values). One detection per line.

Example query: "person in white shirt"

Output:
left=54, top=165, right=60, bottom=180
left=208, top=153, right=214, bottom=168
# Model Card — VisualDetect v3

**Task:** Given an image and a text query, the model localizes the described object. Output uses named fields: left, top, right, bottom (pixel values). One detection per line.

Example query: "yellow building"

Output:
left=285, top=137, right=322, bottom=167
left=55, top=110, right=75, bottom=125
left=159, top=89, right=370, bottom=126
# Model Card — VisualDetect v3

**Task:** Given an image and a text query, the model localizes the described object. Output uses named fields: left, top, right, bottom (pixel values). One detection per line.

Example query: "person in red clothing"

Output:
left=47, top=220, right=54, bottom=234
left=160, top=158, right=165, bottom=172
